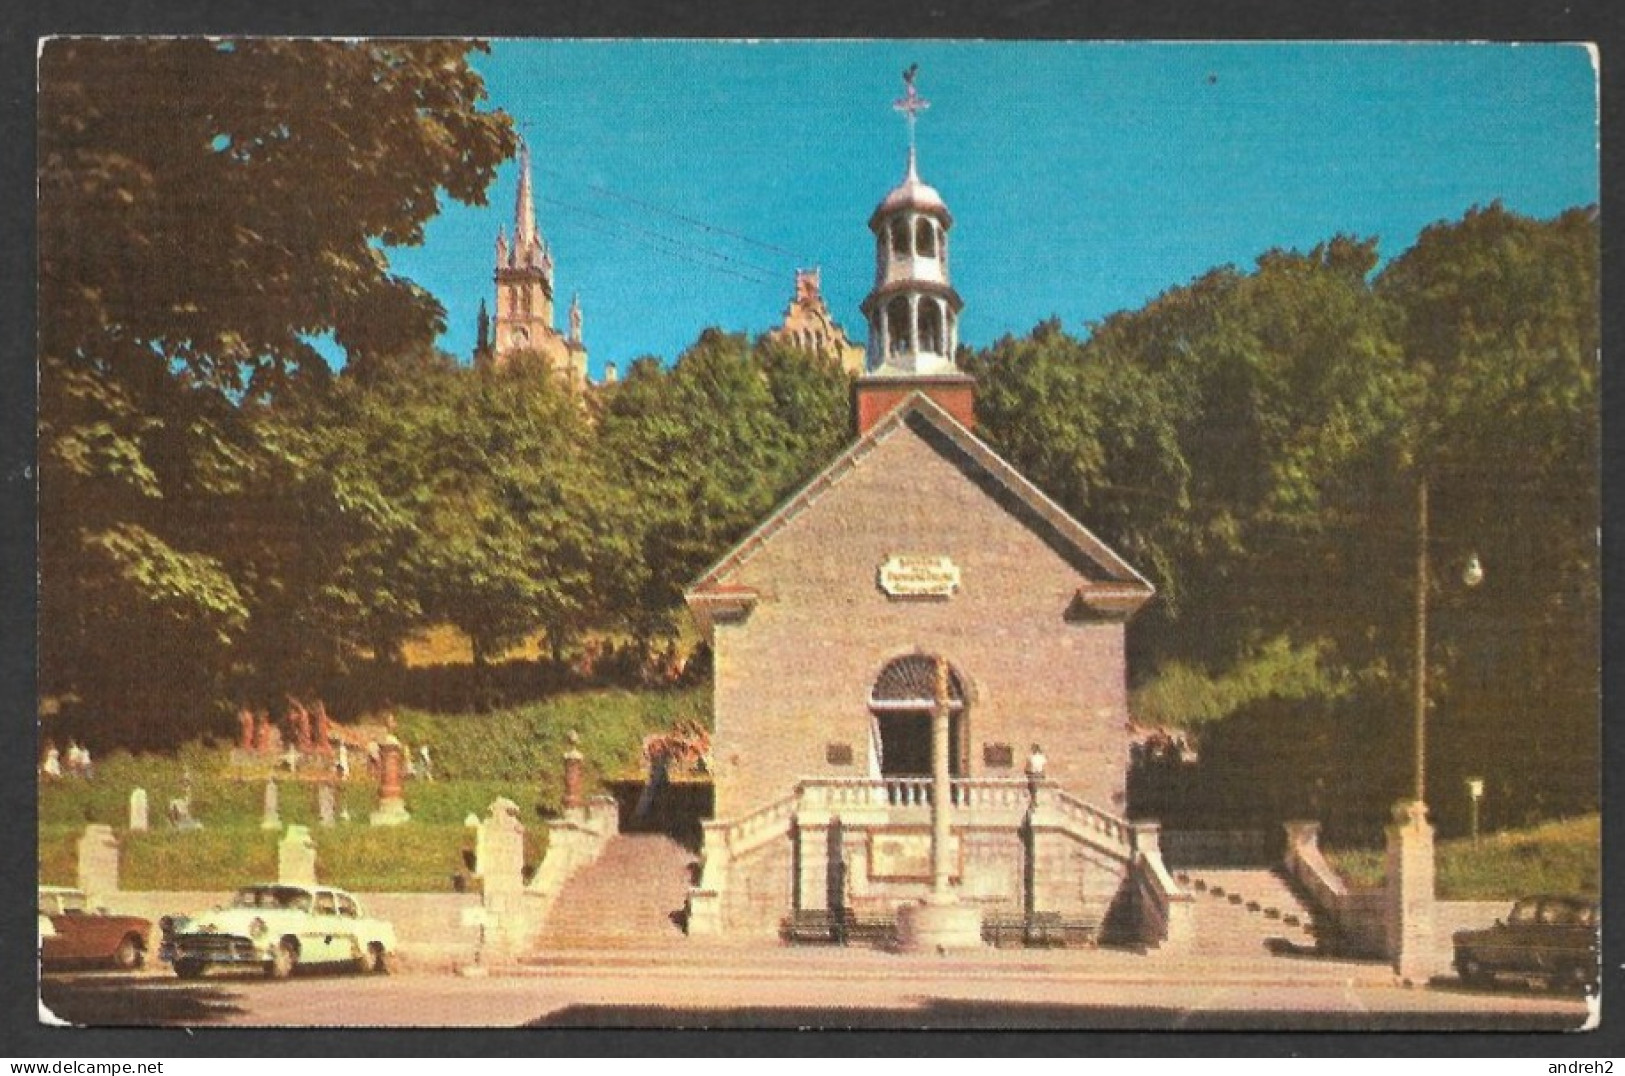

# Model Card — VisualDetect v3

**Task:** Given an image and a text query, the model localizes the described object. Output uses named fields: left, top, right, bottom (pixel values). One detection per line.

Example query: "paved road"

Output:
left=38, top=948, right=1594, bottom=1031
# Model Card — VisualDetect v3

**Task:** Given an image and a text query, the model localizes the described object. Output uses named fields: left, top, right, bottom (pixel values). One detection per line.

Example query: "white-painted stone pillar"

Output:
left=77, top=824, right=119, bottom=903
left=930, top=657, right=952, bottom=899
left=896, top=657, right=983, bottom=952
left=1385, top=799, right=1437, bottom=982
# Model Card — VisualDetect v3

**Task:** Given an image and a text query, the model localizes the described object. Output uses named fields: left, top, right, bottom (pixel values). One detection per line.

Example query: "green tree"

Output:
left=973, top=238, right=1414, bottom=675
left=38, top=40, right=512, bottom=740
left=597, top=331, right=850, bottom=643
left=1376, top=203, right=1600, bottom=826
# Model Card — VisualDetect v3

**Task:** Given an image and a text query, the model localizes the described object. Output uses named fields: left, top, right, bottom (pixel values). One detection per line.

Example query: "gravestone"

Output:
left=369, top=740, right=410, bottom=826
left=261, top=779, right=281, bottom=830
left=278, top=825, right=317, bottom=886
left=128, top=788, right=149, bottom=832
left=167, top=792, right=202, bottom=831
left=76, top=824, right=119, bottom=902
left=317, top=783, right=337, bottom=827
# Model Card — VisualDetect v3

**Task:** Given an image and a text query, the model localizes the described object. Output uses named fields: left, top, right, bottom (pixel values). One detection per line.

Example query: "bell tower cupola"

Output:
left=854, top=65, right=975, bottom=434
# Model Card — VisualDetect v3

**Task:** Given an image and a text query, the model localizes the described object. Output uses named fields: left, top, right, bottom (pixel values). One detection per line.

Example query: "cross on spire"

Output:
left=893, top=63, right=930, bottom=161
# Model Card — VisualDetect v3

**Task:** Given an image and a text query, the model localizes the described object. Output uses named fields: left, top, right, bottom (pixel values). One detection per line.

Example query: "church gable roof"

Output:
left=686, top=392, right=1154, bottom=613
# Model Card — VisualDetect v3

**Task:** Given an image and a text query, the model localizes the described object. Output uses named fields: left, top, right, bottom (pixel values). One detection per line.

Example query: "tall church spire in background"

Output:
left=486, top=130, right=586, bottom=385
left=513, top=137, right=539, bottom=259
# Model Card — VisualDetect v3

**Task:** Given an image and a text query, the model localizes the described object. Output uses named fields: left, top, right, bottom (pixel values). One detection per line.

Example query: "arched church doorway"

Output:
left=868, top=654, right=968, bottom=777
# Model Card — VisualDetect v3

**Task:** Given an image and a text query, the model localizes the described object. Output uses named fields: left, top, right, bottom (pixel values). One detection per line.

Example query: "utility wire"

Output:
left=551, top=209, right=781, bottom=289
left=539, top=165, right=805, bottom=261
left=542, top=195, right=785, bottom=284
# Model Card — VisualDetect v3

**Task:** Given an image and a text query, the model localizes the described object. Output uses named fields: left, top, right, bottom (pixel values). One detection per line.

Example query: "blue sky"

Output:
left=384, top=41, right=1598, bottom=380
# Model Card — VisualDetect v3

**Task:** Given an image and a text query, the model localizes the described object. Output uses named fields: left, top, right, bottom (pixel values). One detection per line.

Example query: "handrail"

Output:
left=1047, top=787, right=1135, bottom=856
left=707, top=789, right=799, bottom=859
left=798, top=775, right=1032, bottom=810
left=705, top=779, right=1137, bottom=865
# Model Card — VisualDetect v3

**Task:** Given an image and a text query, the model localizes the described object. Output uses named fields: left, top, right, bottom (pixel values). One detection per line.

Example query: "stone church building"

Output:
left=763, top=268, right=866, bottom=376
left=475, top=140, right=590, bottom=388
left=683, top=83, right=1182, bottom=945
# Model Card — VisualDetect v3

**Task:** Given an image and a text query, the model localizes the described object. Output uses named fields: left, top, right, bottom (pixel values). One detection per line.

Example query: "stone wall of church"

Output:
left=714, top=816, right=1130, bottom=936
left=719, top=832, right=795, bottom=935
left=708, top=417, right=1133, bottom=823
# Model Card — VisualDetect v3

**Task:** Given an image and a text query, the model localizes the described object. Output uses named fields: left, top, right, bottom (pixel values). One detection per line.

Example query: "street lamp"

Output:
left=1414, top=476, right=1484, bottom=807
left=1466, top=777, right=1485, bottom=845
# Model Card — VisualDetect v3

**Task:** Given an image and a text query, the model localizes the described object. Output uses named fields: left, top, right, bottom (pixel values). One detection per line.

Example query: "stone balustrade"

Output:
left=1047, top=786, right=1134, bottom=856
left=796, top=776, right=1034, bottom=811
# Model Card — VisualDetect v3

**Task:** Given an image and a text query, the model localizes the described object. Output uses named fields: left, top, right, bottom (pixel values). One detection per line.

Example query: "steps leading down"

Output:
left=1173, top=868, right=1322, bottom=957
left=539, top=833, right=698, bottom=949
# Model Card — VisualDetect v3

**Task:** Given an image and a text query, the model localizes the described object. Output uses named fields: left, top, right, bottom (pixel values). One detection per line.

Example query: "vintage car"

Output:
left=161, top=883, right=397, bottom=979
left=38, top=885, right=152, bottom=970
left=1453, top=894, right=1599, bottom=991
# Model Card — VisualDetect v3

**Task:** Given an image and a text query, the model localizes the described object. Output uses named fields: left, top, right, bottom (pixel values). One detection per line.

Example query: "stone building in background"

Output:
left=763, top=269, right=866, bottom=375
left=475, top=139, right=589, bottom=389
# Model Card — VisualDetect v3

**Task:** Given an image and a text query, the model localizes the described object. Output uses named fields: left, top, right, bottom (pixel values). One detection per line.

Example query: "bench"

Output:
left=982, top=912, right=1101, bottom=948
left=781, top=909, right=897, bottom=947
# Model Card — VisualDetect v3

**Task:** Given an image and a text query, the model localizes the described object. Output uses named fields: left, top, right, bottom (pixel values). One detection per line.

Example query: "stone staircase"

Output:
left=537, top=833, right=698, bottom=949
left=1173, top=867, right=1321, bottom=957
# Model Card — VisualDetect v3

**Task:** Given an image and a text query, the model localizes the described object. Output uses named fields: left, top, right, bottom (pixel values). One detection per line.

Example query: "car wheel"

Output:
left=1553, top=962, right=1592, bottom=994
left=1459, top=955, right=1493, bottom=989
left=174, top=959, right=205, bottom=980
left=357, top=942, right=389, bottom=975
left=113, top=934, right=145, bottom=971
left=267, top=939, right=298, bottom=980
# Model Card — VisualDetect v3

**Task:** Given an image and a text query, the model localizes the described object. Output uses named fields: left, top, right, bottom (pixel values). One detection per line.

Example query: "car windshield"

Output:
left=39, top=890, right=87, bottom=915
left=1508, top=899, right=1540, bottom=924
left=233, top=886, right=313, bottom=912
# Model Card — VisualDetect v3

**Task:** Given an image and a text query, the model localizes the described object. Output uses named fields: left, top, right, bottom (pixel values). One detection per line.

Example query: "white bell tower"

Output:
left=854, top=66, right=976, bottom=435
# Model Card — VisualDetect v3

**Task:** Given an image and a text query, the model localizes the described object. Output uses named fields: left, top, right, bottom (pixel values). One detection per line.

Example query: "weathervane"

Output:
left=893, top=63, right=929, bottom=154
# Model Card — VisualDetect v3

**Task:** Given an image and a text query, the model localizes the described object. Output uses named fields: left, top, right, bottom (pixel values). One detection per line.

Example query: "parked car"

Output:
left=1453, top=895, right=1599, bottom=991
left=161, top=883, right=397, bottom=979
left=37, top=886, right=152, bottom=971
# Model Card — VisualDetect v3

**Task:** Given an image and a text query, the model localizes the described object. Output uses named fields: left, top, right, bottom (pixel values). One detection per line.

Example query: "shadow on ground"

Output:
left=526, top=998, right=1585, bottom=1032
left=40, top=974, right=247, bottom=1026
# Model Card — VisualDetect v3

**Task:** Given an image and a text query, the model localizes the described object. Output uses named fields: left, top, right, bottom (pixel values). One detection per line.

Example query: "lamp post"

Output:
left=1414, top=477, right=1430, bottom=806
left=1414, top=475, right=1485, bottom=809
left=1467, top=777, right=1485, bottom=846
left=1392, top=473, right=1484, bottom=982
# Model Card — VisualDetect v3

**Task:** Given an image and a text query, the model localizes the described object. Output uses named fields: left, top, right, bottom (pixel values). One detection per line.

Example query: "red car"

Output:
left=38, top=886, right=152, bottom=971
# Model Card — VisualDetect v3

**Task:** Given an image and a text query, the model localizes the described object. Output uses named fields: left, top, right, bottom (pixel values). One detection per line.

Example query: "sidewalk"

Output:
left=503, top=938, right=1401, bottom=988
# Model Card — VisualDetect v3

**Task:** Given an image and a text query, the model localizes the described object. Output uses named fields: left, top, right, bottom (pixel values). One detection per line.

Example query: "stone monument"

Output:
left=261, top=779, right=282, bottom=830
left=128, top=787, right=149, bottom=833
left=76, top=824, right=120, bottom=902
left=278, top=825, right=318, bottom=886
left=369, top=739, right=410, bottom=825
left=317, top=782, right=337, bottom=827
left=895, top=657, right=984, bottom=952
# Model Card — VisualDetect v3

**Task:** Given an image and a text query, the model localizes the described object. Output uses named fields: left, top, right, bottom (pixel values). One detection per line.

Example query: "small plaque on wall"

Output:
left=983, top=742, right=1014, bottom=769
left=825, top=743, right=855, bottom=766
left=877, top=554, right=960, bottom=598
left=869, top=831, right=963, bottom=881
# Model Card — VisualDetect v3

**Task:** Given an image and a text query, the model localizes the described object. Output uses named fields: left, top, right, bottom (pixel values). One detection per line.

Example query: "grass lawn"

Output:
left=34, top=682, right=697, bottom=892
left=41, top=800, right=549, bottom=893
left=1325, top=813, right=1600, bottom=900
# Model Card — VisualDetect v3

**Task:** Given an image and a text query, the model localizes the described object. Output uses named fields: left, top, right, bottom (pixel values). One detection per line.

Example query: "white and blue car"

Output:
left=162, top=883, right=396, bottom=979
